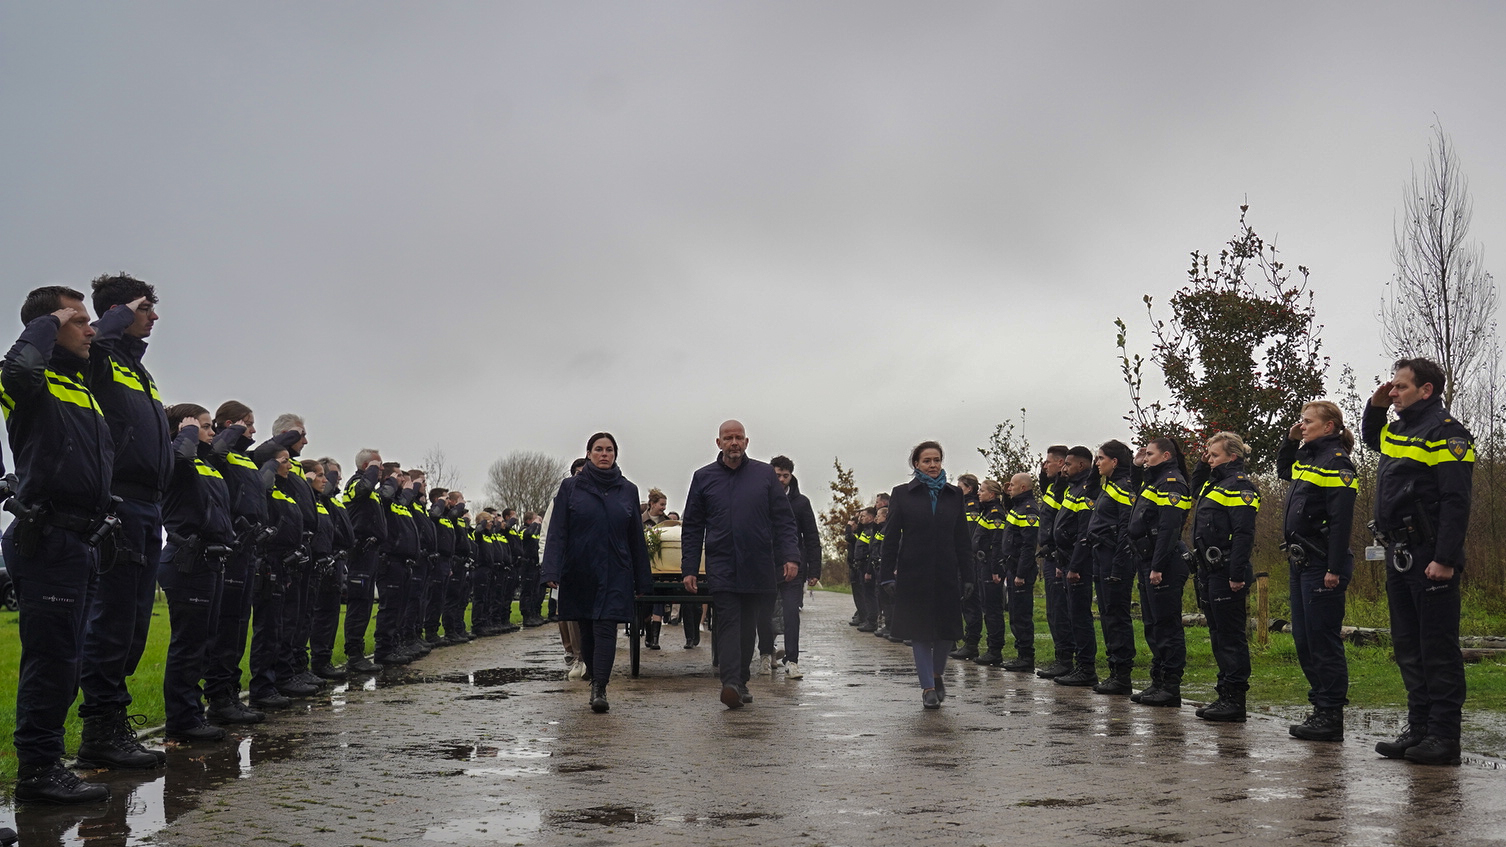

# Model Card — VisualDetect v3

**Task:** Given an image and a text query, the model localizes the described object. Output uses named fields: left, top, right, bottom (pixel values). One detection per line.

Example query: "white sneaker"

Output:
left=568, top=661, right=586, bottom=681
left=785, top=662, right=803, bottom=679
left=757, top=654, right=773, bottom=676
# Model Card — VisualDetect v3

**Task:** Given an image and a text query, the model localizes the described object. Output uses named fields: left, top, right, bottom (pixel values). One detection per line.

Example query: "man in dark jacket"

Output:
left=682, top=421, right=801, bottom=709
left=769, top=456, right=822, bottom=679
left=1364, top=358, right=1475, bottom=766
left=77, top=274, right=171, bottom=771
left=3, top=287, right=115, bottom=803
left=342, top=448, right=388, bottom=671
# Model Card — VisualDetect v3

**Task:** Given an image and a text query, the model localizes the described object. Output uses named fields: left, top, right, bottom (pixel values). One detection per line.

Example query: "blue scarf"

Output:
left=913, top=468, right=948, bottom=513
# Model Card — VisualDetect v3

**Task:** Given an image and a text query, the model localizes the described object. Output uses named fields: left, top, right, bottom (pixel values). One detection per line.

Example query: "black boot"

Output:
left=589, top=681, right=609, bottom=713
left=646, top=622, right=661, bottom=651
left=948, top=643, right=979, bottom=660
left=1195, top=685, right=1222, bottom=718
left=1054, top=666, right=1098, bottom=687
left=1131, top=672, right=1163, bottom=704
left=1001, top=654, right=1035, bottom=672
left=1092, top=666, right=1133, bottom=696
left=14, top=761, right=110, bottom=805
left=1290, top=707, right=1344, bottom=742
left=1375, top=724, right=1427, bottom=759
left=1035, top=660, right=1071, bottom=679
left=74, top=710, right=164, bottom=770
left=1140, top=673, right=1181, bottom=707
left=207, top=696, right=266, bottom=725
left=1200, top=691, right=1247, bottom=722
left=166, top=723, right=228, bottom=743
left=1404, top=735, right=1462, bottom=766
left=974, top=650, right=1003, bottom=666
left=313, top=661, right=348, bottom=680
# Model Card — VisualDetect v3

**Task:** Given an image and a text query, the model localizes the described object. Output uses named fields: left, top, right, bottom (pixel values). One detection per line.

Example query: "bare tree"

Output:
left=485, top=451, right=568, bottom=515
left=418, top=444, right=461, bottom=490
left=1380, top=123, right=1498, bottom=423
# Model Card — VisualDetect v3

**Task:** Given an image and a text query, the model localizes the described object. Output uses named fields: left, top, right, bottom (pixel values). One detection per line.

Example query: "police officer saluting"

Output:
left=3, top=287, right=114, bottom=803
left=1364, top=358, right=1474, bottom=766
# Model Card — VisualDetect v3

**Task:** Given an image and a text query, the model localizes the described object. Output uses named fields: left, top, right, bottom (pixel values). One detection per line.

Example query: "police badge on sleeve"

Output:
left=1447, top=437, right=1469, bottom=459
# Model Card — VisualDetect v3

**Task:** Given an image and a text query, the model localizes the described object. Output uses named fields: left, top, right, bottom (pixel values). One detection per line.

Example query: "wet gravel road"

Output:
left=5, top=590, right=1506, bottom=847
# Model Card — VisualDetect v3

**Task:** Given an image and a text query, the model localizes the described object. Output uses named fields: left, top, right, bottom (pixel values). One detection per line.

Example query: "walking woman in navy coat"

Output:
left=880, top=441, right=974, bottom=709
left=541, top=432, right=653, bottom=713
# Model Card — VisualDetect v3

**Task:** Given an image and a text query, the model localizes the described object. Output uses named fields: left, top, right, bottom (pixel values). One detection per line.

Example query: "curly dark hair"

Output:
left=90, top=272, right=157, bottom=318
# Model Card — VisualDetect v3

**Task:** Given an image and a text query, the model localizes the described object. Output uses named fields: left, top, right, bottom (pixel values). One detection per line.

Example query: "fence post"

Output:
left=1255, top=571, right=1269, bottom=648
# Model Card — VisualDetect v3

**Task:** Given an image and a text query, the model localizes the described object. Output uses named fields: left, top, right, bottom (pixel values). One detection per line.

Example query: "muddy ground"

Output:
left=3, top=590, right=1505, bottom=846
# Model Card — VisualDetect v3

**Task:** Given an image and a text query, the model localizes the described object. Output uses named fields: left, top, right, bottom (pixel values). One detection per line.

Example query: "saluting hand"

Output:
left=1371, top=381, right=1395, bottom=408
left=51, top=306, right=80, bottom=324
left=179, top=416, right=200, bottom=432
left=1288, top=421, right=1304, bottom=441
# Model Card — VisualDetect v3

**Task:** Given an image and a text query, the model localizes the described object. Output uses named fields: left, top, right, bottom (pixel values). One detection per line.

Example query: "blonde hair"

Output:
left=981, top=478, right=1005, bottom=497
left=1302, top=401, right=1356, bottom=451
left=1206, top=431, right=1250, bottom=459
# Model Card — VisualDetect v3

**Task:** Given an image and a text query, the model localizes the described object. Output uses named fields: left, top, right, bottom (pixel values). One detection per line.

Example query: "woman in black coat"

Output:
left=879, top=441, right=973, bottom=709
left=541, top=432, right=652, bottom=713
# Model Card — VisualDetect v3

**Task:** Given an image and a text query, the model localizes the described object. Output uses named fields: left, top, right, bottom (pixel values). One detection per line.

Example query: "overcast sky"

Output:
left=4, top=2, right=1504, bottom=515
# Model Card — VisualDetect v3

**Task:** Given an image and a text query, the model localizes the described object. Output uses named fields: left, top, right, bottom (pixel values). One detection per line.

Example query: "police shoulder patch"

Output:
left=1240, top=490, right=1255, bottom=504
left=1167, top=493, right=1181, bottom=505
left=1339, top=470, right=1355, bottom=485
left=1448, top=437, right=1469, bottom=459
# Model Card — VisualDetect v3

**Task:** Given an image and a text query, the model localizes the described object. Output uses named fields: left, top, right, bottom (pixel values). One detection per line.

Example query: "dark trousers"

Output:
left=308, top=564, right=344, bottom=666
left=249, top=557, right=287, bottom=699
left=79, top=496, right=161, bottom=719
left=401, top=556, right=427, bottom=641
left=755, top=592, right=777, bottom=656
left=497, top=568, right=517, bottom=625
left=206, top=547, right=255, bottom=700
left=425, top=557, right=452, bottom=636
left=1096, top=575, right=1136, bottom=671
left=980, top=573, right=1007, bottom=652
left=471, top=566, right=494, bottom=628
left=712, top=592, right=760, bottom=689
left=343, top=546, right=379, bottom=658
left=1006, top=576, right=1036, bottom=658
left=277, top=564, right=311, bottom=679
left=1139, top=565, right=1187, bottom=681
left=681, top=601, right=702, bottom=643
left=1289, top=559, right=1349, bottom=708
left=960, top=561, right=984, bottom=646
left=1041, top=557, right=1074, bottom=664
left=443, top=560, right=470, bottom=635
left=157, top=549, right=222, bottom=732
left=576, top=619, right=620, bottom=687
left=1064, top=574, right=1097, bottom=670
left=374, top=555, right=409, bottom=654
left=519, top=560, right=543, bottom=619
left=860, top=574, right=880, bottom=625
left=1387, top=549, right=1465, bottom=739
left=848, top=563, right=866, bottom=619
left=779, top=580, right=804, bottom=662
left=1198, top=570, right=1251, bottom=696
left=3, top=527, right=97, bottom=766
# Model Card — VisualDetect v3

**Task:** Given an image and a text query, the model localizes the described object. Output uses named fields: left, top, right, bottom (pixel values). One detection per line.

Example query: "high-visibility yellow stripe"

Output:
left=1061, top=492, right=1094, bottom=513
left=272, top=490, right=295, bottom=503
left=1040, top=489, right=1062, bottom=510
left=45, top=371, right=103, bottom=415
left=1104, top=480, right=1135, bottom=506
left=1006, top=510, right=1040, bottom=528
left=1380, top=425, right=1476, bottom=465
left=316, top=503, right=329, bottom=515
left=977, top=516, right=1004, bottom=530
left=440, top=518, right=454, bottom=528
left=226, top=452, right=257, bottom=470
left=328, top=498, right=346, bottom=511
left=1202, top=487, right=1260, bottom=509
left=874, top=532, right=885, bottom=541
left=1291, top=462, right=1357, bottom=490
left=1140, top=488, right=1193, bottom=510
left=193, top=459, right=223, bottom=479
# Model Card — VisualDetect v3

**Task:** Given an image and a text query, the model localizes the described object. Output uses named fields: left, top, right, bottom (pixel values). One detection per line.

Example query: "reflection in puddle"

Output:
left=424, top=808, right=542, bottom=843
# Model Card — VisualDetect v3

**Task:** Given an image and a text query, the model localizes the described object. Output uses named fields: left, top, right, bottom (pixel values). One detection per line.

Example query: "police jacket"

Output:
left=264, top=474, right=305, bottom=555
left=1362, top=395, right=1475, bottom=569
left=521, top=521, right=542, bottom=565
left=845, top=525, right=857, bottom=566
left=681, top=453, right=801, bottom=594
left=1128, top=459, right=1192, bottom=574
left=88, top=304, right=171, bottom=502
left=413, top=492, right=437, bottom=559
left=326, top=491, right=355, bottom=552
left=207, top=425, right=270, bottom=528
left=1052, top=468, right=1099, bottom=575
left=472, top=524, right=493, bottom=569
left=307, top=494, right=335, bottom=558
left=973, top=497, right=1006, bottom=577
left=963, top=491, right=982, bottom=531
left=1036, top=470, right=1067, bottom=560
left=1192, top=458, right=1260, bottom=584
left=162, top=425, right=233, bottom=545
left=1087, top=466, right=1137, bottom=581
left=853, top=524, right=874, bottom=573
left=1001, top=491, right=1041, bottom=583
left=1, top=316, right=114, bottom=517
left=1277, top=433, right=1357, bottom=576
left=786, top=476, right=823, bottom=582
left=341, top=465, right=389, bottom=545
left=431, top=500, right=456, bottom=557
left=381, top=485, right=420, bottom=559
left=452, top=515, right=473, bottom=561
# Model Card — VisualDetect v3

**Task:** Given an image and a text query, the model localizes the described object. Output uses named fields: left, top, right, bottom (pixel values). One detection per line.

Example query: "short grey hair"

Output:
left=354, top=448, right=380, bottom=469
left=272, top=413, right=305, bottom=434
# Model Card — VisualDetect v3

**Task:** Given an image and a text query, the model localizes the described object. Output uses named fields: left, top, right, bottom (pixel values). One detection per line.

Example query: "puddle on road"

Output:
left=0, top=731, right=310, bottom=846
left=377, top=666, right=564, bottom=689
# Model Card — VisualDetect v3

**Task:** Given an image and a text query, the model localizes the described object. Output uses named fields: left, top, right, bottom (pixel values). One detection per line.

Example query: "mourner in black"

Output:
left=1364, top=358, right=1474, bottom=766
left=1087, top=440, right=1138, bottom=696
left=3, top=287, right=115, bottom=804
left=1278, top=401, right=1358, bottom=742
left=1052, top=446, right=1101, bottom=687
left=1035, top=445, right=1074, bottom=678
left=770, top=456, right=822, bottom=678
left=1190, top=432, right=1260, bottom=723
left=1126, top=438, right=1193, bottom=707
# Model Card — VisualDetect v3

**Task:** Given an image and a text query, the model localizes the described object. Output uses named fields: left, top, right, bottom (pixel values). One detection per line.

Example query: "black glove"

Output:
left=961, top=582, right=975, bottom=601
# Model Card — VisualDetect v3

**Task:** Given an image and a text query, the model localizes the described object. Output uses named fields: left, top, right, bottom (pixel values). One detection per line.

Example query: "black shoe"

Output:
left=684, top=637, right=698, bottom=649
left=250, top=692, right=292, bottom=711
left=589, top=682, right=609, bottom=714
left=856, top=622, right=877, bottom=633
left=922, top=688, right=941, bottom=710
left=409, top=638, right=433, bottom=656
left=848, top=614, right=862, bottom=626
left=1053, top=668, right=1098, bottom=687
left=166, top=723, right=228, bottom=743
left=276, top=679, right=320, bottom=698
left=948, top=644, right=979, bottom=660
left=207, top=698, right=266, bottom=725
left=933, top=677, right=947, bottom=702
left=737, top=684, right=753, bottom=704
left=1001, top=656, right=1035, bottom=672
left=973, top=651, right=1004, bottom=666
left=313, top=663, right=348, bottom=680
left=14, top=761, right=110, bottom=805
left=346, top=655, right=382, bottom=673
left=424, top=632, right=445, bottom=646
left=1130, top=683, right=1161, bottom=704
left=646, top=622, right=661, bottom=650
left=292, top=671, right=328, bottom=688
left=1404, top=735, right=1462, bottom=766
left=1200, top=697, right=1247, bottom=723
left=1139, top=684, right=1181, bottom=707
left=1376, top=725, right=1428, bottom=759
left=524, top=616, right=548, bottom=628
left=1290, top=707, right=1344, bottom=742
left=74, top=712, right=163, bottom=770
left=874, top=626, right=890, bottom=639
left=1035, top=661, right=1071, bottom=679
left=374, top=652, right=412, bottom=666
left=720, top=685, right=743, bottom=710
left=1092, top=675, right=1133, bottom=696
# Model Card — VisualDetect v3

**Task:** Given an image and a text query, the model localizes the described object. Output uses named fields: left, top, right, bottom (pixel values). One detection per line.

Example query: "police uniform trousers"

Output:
left=157, top=543, right=224, bottom=732
left=277, top=561, right=313, bottom=679
left=1041, top=555, right=1074, bottom=665
left=979, top=569, right=1007, bottom=653
left=309, top=561, right=345, bottom=669
left=424, top=556, right=452, bottom=638
left=248, top=550, right=288, bottom=700
left=443, top=560, right=470, bottom=636
left=373, top=554, right=410, bottom=655
left=1196, top=568, right=1251, bottom=696
left=1005, top=574, right=1036, bottom=659
left=343, top=546, right=380, bottom=658
left=1095, top=571, right=1136, bottom=673
left=3, top=525, right=98, bottom=765
left=79, top=497, right=161, bottom=720
left=1288, top=556, right=1348, bottom=708
left=1064, top=572, right=1097, bottom=670
left=205, top=546, right=256, bottom=701
left=1387, top=545, right=1465, bottom=739
left=1138, top=562, right=1187, bottom=682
